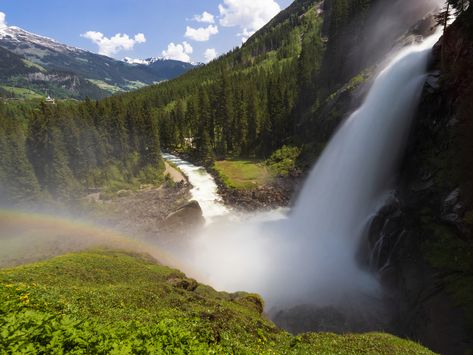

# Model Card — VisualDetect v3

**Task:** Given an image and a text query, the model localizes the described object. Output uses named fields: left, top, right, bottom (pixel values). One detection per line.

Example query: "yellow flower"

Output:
left=20, top=294, right=30, bottom=305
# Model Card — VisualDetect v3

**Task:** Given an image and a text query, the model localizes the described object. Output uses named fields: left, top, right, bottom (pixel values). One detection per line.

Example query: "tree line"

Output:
left=0, top=99, right=163, bottom=204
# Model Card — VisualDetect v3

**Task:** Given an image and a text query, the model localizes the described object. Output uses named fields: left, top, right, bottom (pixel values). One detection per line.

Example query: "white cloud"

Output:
left=204, top=48, right=218, bottom=63
left=194, top=11, right=215, bottom=24
left=0, top=12, right=7, bottom=29
left=239, top=29, right=255, bottom=43
left=182, top=41, right=193, bottom=54
left=218, top=0, right=280, bottom=40
left=162, top=41, right=193, bottom=62
left=185, top=25, right=219, bottom=42
left=81, top=31, right=146, bottom=57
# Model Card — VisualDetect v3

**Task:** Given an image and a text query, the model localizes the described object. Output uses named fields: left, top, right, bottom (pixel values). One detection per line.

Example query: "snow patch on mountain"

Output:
left=123, top=57, right=161, bottom=65
left=0, top=26, right=85, bottom=54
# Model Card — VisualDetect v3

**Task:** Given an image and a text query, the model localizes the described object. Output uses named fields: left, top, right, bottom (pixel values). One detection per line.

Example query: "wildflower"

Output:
left=20, top=293, right=30, bottom=305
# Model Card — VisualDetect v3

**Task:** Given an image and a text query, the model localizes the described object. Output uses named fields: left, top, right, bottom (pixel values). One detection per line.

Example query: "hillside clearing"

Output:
left=214, top=160, right=271, bottom=189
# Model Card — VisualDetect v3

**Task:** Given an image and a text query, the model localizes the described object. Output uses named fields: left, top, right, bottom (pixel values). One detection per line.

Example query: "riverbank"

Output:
left=212, top=169, right=300, bottom=211
left=165, top=151, right=301, bottom=211
left=84, top=183, right=194, bottom=247
left=164, top=161, right=186, bottom=183
left=81, top=153, right=230, bottom=247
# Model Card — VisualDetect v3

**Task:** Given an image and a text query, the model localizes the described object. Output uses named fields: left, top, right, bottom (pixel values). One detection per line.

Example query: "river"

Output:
left=161, top=153, right=230, bottom=224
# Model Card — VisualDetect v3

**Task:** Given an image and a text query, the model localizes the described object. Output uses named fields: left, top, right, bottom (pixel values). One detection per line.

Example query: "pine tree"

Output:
left=247, top=87, right=260, bottom=156
left=27, top=103, right=52, bottom=186
left=216, top=69, right=234, bottom=157
left=109, top=100, right=129, bottom=161
left=43, top=127, right=79, bottom=200
left=197, top=129, right=214, bottom=166
left=0, top=122, right=41, bottom=203
left=141, top=104, right=161, bottom=167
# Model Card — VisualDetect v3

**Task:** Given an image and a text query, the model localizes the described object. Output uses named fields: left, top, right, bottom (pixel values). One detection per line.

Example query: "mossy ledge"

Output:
left=0, top=250, right=434, bottom=354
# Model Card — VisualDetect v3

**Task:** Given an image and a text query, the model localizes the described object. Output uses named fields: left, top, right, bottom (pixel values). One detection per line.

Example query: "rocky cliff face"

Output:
left=369, top=11, right=473, bottom=355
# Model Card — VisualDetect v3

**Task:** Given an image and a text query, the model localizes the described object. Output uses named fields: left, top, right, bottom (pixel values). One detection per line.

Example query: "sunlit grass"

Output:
left=214, top=160, right=270, bottom=189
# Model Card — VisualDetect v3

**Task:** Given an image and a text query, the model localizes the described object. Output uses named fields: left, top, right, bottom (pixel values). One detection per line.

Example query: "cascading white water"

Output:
left=161, top=153, right=230, bottom=224
left=183, top=30, right=442, bottom=311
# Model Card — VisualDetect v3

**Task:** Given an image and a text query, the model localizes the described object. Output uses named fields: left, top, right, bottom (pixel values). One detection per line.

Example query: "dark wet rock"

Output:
left=273, top=305, right=348, bottom=334
left=271, top=301, right=389, bottom=335
left=447, top=117, right=459, bottom=127
left=425, top=70, right=441, bottom=93
left=367, top=198, right=405, bottom=272
left=408, top=172, right=434, bottom=192
left=440, top=188, right=468, bottom=232
left=441, top=213, right=461, bottom=224
left=443, top=188, right=461, bottom=209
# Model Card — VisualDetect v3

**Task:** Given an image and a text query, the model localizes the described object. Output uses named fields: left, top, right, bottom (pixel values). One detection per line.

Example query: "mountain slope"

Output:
left=0, top=45, right=110, bottom=99
left=0, top=26, right=196, bottom=99
left=104, top=0, right=328, bottom=161
left=0, top=46, right=37, bottom=79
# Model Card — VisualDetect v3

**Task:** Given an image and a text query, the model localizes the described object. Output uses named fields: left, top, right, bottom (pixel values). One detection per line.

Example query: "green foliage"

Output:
left=137, top=164, right=165, bottom=186
left=0, top=86, right=43, bottom=99
left=0, top=251, right=435, bottom=354
left=0, top=103, right=42, bottom=204
left=0, top=96, right=165, bottom=204
left=266, top=145, right=302, bottom=177
left=0, top=302, right=217, bottom=354
left=86, top=155, right=164, bottom=194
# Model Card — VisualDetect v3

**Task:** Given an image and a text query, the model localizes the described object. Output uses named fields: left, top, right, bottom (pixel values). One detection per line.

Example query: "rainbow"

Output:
left=0, top=209, right=182, bottom=270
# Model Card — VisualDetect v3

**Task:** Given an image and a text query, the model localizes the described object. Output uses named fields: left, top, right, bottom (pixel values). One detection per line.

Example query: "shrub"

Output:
left=266, top=146, right=302, bottom=177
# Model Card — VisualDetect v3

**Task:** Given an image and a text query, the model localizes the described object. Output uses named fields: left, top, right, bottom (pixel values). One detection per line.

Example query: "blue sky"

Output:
left=0, top=0, right=292, bottom=63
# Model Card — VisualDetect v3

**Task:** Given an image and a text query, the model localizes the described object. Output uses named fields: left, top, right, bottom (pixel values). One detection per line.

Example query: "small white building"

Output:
left=45, top=95, right=56, bottom=104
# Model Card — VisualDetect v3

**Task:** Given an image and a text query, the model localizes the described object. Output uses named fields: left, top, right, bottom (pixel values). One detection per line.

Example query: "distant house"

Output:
left=45, top=95, right=56, bottom=104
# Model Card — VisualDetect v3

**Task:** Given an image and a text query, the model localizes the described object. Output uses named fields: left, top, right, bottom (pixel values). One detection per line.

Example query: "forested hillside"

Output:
left=81, top=0, right=434, bottom=166
left=0, top=0, right=444, bottom=204
left=96, top=0, right=376, bottom=162
left=0, top=99, right=164, bottom=204
left=0, top=0, right=373, bottom=204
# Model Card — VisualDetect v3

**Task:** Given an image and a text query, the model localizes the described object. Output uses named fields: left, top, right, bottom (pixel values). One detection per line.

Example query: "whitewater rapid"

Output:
left=161, top=153, right=229, bottom=224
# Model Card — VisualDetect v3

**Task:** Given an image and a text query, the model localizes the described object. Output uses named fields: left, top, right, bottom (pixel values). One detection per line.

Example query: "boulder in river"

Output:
left=164, top=200, right=205, bottom=227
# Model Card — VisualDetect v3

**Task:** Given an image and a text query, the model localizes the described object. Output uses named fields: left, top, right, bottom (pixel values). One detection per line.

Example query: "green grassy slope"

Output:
left=214, top=160, right=270, bottom=189
left=0, top=250, right=435, bottom=354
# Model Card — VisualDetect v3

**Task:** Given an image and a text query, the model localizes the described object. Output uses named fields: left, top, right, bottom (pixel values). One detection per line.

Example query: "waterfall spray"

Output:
left=185, top=29, right=442, bottom=317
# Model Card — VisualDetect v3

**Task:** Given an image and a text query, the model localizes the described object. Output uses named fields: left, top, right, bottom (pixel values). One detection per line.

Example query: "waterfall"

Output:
left=185, top=30, right=442, bottom=312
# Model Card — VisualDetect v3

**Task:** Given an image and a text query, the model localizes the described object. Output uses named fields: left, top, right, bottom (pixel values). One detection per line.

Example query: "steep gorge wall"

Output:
left=369, top=10, right=473, bottom=354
